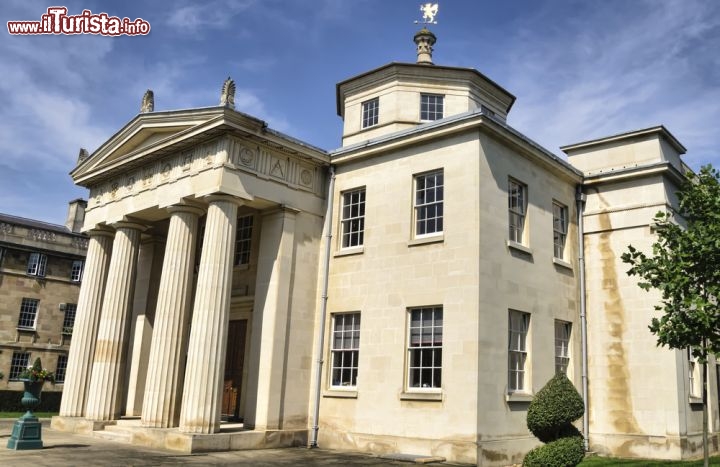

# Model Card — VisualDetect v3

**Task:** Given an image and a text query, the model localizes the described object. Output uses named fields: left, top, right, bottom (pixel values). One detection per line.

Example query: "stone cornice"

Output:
left=336, top=62, right=516, bottom=117
left=560, top=125, right=686, bottom=155
left=330, top=109, right=583, bottom=184
left=581, top=160, right=686, bottom=186
left=72, top=107, right=328, bottom=187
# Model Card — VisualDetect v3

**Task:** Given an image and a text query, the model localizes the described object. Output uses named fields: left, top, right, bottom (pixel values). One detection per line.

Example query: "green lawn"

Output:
left=581, top=455, right=720, bottom=466
left=0, top=412, right=58, bottom=419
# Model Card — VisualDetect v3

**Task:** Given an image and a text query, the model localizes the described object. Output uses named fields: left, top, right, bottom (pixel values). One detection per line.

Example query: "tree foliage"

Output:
left=622, top=164, right=720, bottom=467
left=621, top=165, right=720, bottom=361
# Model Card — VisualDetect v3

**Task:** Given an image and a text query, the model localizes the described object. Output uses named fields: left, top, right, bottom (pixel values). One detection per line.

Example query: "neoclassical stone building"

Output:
left=0, top=201, right=87, bottom=394
left=52, top=28, right=717, bottom=465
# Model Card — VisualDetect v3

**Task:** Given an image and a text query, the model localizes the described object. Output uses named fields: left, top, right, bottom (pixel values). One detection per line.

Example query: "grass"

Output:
left=581, top=455, right=720, bottom=466
left=0, top=411, right=58, bottom=419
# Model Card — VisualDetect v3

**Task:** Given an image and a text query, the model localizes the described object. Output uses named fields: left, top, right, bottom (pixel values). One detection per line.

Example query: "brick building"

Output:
left=0, top=200, right=88, bottom=393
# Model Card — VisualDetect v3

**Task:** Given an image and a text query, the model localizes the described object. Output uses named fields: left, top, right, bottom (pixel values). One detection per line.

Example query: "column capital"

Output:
left=86, top=226, right=115, bottom=239
left=111, top=220, right=148, bottom=232
left=203, top=194, right=246, bottom=208
left=167, top=203, right=205, bottom=217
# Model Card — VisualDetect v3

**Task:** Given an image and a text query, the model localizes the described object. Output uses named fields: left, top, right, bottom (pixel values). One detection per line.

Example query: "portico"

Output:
left=52, top=85, right=329, bottom=450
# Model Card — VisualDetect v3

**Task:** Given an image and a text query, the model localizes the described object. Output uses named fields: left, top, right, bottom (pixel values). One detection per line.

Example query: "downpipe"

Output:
left=577, top=186, right=589, bottom=451
left=310, top=165, right=335, bottom=448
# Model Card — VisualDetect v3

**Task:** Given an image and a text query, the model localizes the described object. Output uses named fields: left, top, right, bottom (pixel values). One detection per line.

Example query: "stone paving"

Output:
left=0, top=420, right=452, bottom=466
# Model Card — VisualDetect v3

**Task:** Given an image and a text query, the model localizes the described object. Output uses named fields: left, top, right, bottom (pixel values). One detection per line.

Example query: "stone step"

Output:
left=92, top=426, right=133, bottom=444
left=114, top=418, right=142, bottom=427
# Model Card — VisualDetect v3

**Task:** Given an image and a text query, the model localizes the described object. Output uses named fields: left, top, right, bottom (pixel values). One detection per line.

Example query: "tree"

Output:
left=621, top=165, right=720, bottom=467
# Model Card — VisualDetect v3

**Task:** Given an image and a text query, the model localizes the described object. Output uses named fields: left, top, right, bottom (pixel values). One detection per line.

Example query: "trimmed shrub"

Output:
left=523, top=373, right=585, bottom=467
left=523, top=436, right=585, bottom=467
left=526, top=373, right=584, bottom=442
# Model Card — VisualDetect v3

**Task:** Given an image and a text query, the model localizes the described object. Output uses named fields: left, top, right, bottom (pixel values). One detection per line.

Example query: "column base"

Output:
left=86, top=419, right=308, bottom=453
left=51, top=415, right=116, bottom=434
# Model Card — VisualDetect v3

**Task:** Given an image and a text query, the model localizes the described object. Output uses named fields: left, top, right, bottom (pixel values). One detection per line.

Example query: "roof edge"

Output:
left=560, top=125, right=687, bottom=155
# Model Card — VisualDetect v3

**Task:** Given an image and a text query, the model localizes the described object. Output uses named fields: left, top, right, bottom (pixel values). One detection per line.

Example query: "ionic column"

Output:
left=85, top=221, right=144, bottom=421
left=59, top=228, right=114, bottom=417
left=179, top=195, right=241, bottom=433
left=141, top=204, right=203, bottom=428
left=244, top=208, right=297, bottom=430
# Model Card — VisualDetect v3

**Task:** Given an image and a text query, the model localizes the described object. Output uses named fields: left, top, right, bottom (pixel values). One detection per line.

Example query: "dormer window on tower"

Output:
left=420, top=94, right=444, bottom=121
left=362, top=98, right=379, bottom=128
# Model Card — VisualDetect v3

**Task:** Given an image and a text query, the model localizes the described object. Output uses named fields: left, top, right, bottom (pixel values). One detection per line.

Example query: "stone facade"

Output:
left=49, top=28, right=714, bottom=466
left=0, top=201, right=88, bottom=393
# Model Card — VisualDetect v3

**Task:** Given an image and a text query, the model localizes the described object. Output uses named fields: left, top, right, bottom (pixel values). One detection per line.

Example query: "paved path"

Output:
left=0, top=420, right=448, bottom=466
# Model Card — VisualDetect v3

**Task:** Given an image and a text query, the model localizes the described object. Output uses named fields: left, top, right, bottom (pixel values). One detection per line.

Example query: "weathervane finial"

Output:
left=415, top=3, right=439, bottom=25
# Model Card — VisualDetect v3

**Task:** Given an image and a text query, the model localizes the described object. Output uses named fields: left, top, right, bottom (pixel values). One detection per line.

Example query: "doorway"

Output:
left=222, top=319, right=247, bottom=421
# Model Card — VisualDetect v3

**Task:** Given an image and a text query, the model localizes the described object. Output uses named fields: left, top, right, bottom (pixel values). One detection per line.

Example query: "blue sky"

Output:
left=1, top=0, right=719, bottom=225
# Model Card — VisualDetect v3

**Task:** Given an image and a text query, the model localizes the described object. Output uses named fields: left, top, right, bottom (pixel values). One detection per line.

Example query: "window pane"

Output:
left=18, top=298, right=39, bottom=329
left=508, top=179, right=527, bottom=243
left=330, top=313, right=361, bottom=387
left=341, top=188, right=366, bottom=248
left=63, top=304, right=77, bottom=333
left=55, top=355, right=68, bottom=383
left=508, top=311, right=529, bottom=391
left=234, top=215, right=254, bottom=266
left=421, top=94, right=444, bottom=121
left=362, top=98, right=379, bottom=128
left=414, top=170, right=443, bottom=237
left=553, top=202, right=568, bottom=259
left=71, top=260, right=84, bottom=282
left=407, top=307, right=442, bottom=389
left=9, top=352, right=30, bottom=380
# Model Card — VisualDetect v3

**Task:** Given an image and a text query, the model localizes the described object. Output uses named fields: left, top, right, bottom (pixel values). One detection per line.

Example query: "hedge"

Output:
left=0, top=389, right=62, bottom=412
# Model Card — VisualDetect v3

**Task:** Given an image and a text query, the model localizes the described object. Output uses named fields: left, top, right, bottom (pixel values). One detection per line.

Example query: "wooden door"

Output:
left=222, top=319, right=247, bottom=421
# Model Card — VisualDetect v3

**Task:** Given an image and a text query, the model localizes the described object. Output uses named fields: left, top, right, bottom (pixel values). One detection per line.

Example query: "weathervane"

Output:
left=415, top=3, right=439, bottom=25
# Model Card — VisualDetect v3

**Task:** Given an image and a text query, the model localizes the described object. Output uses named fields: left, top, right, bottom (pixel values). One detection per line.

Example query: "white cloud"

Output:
left=166, top=0, right=256, bottom=32
left=0, top=36, right=114, bottom=171
left=496, top=0, right=720, bottom=166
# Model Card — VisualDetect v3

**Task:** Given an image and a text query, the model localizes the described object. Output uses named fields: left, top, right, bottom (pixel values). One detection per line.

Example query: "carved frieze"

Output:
left=160, top=159, right=174, bottom=180
left=28, top=229, right=57, bottom=242
left=85, top=135, right=321, bottom=210
left=71, top=236, right=89, bottom=249
left=226, top=136, right=319, bottom=194
left=0, top=222, right=13, bottom=234
left=88, top=139, right=220, bottom=208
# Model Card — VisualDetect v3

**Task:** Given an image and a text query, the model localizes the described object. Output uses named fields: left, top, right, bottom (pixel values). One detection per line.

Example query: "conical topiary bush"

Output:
left=523, top=373, right=585, bottom=467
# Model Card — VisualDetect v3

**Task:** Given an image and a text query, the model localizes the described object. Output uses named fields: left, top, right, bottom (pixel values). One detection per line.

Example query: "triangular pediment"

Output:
left=71, top=107, right=265, bottom=186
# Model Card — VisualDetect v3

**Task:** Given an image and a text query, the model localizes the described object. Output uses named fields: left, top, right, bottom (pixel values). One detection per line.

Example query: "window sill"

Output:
left=408, top=234, right=444, bottom=247
left=689, top=396, right=703, bottom=405
left=334, top=246, right=364, bottom=257
left=16, top=327, right=36, bottom=332
left=233, top=264, right=250, bottom=271
left=552, top=258, right=573, bottom=270
left=506, top=240, right=533, bottom=255
left=506, top=392, right=534, bottom=403
left=400, top=391, right=443, bottom=401
left=323, top=389, right=358, bottom=399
